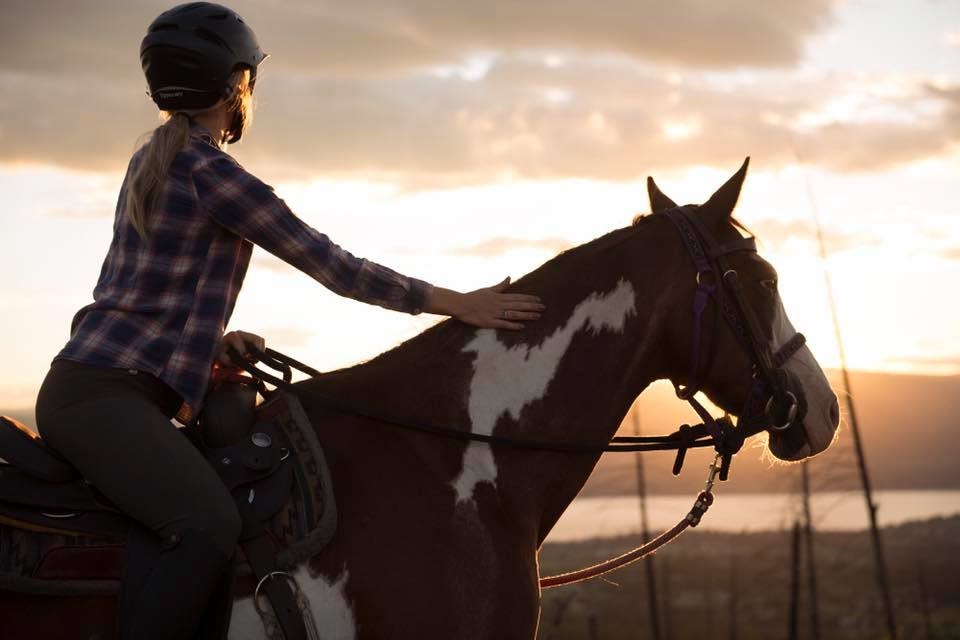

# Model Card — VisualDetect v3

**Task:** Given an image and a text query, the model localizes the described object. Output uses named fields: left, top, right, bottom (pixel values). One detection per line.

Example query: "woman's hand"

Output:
left=217, top=330, right=266, bottom=365
left=425, top=277, right=545, bottom=330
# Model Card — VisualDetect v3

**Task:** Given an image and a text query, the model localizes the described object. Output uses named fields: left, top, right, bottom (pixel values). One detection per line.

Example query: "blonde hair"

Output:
left=126, top=69, right=255, bottom=240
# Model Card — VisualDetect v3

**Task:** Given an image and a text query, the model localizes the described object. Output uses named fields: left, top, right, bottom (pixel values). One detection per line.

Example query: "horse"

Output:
left=1, top=159, right=839, bottom=639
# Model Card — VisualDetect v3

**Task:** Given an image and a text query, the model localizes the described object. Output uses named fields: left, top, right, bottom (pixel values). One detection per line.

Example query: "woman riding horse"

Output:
left=33, top=3, right=544, bottom=638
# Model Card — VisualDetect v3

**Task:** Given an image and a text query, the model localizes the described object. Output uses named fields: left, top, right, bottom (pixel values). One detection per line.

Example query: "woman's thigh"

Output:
left=37, top=392, right=240, bottom=553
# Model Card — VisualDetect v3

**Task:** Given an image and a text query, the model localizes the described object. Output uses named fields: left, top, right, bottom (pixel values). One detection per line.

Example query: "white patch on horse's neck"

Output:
left=452, top=278, right=637, bottom=503
left=228, top=565, right=355, bottom=640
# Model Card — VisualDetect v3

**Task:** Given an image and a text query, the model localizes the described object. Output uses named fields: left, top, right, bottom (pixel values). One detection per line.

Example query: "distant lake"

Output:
left=545, top=490, right=960, bottom=542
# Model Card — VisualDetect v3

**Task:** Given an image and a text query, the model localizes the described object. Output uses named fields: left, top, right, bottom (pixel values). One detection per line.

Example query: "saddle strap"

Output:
left=240, top=534, right=309, bottom=640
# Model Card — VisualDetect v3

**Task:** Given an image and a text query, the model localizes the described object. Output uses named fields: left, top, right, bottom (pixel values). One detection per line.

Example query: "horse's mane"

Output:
left=632, top=210, right=755, bottom=238
left=303, top=210, right=752, bottom=394
left=302, top=220, right=647, bottom=395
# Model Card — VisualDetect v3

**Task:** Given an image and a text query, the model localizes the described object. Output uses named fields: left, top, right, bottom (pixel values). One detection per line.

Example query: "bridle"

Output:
left=660, top=206, right=809, bottom=472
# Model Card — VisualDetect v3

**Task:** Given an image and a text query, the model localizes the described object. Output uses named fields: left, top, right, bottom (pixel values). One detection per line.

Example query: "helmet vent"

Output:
left=194, top=27, right=230, bottom=50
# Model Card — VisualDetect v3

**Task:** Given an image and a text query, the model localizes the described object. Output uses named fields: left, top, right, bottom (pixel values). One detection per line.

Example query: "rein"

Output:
left=222, top=205, right=809, bottom=589
left=227, top=345, right=764, bottom=474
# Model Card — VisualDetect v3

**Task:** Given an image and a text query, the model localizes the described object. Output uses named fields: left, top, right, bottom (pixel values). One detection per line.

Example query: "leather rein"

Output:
left=225, top=206, right=809, bottom=587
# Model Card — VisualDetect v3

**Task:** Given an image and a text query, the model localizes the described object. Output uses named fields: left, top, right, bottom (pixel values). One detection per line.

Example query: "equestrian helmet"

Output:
left=140, top=2, right=267, bottom=110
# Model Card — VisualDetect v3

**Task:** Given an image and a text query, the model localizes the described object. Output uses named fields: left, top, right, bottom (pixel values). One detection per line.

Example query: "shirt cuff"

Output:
left=406, top=278, right=433, bottom=315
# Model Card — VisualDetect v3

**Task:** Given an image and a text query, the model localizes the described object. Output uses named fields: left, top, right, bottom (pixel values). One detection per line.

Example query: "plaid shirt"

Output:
left=56, top=123, right=431, bottom=421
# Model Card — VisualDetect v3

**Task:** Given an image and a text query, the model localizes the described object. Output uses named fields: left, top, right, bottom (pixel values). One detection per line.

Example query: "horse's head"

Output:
left=646, top=159, right=839, bottom=461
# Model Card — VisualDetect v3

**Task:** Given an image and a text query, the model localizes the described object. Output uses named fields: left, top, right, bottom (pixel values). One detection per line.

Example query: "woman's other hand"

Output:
left=425, top=277, right=545, bottom=330
left=217, top=330, right=266, bottom=365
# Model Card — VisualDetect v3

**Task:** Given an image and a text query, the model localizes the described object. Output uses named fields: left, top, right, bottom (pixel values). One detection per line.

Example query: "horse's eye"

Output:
left=761, top=279, right=778, bottom=295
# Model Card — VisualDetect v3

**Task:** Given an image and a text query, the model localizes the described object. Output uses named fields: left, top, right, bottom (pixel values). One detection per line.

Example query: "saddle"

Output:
left=0, top=374, right=337, bottom=639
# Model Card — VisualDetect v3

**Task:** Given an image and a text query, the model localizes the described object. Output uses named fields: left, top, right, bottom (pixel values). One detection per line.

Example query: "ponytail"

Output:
left=126, top=112, right=192, bottom=240
left=126, top=69, right=254, bottom=240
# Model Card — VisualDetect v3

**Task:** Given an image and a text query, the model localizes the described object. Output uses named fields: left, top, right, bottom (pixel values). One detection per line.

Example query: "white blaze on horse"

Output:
left=1, top=160, right=839, bottom=639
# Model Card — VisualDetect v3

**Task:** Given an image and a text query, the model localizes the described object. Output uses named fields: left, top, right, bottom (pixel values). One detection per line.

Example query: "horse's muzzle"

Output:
left=765, top=370, right=811, bottom=460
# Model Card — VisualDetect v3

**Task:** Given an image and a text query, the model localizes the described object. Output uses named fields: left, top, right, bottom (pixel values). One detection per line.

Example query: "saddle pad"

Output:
left=258, top=391, right=337, bottom=568
left=0, top=390, right=337, bottom=595
left=0, top=523, right=124, bottom=595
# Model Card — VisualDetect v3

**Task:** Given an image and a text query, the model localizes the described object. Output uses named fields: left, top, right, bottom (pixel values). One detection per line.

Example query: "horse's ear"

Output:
left=647, top=176, right=678, bottom=213
left=703, top=157, right=750, bottom=217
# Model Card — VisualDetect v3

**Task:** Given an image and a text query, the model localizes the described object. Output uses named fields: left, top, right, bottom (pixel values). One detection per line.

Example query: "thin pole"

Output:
left=588, top=614, right=599, bottom=640
left=662, top=556, right=673, bottom=640
left=542, top=593, right=576, bottom=640
left=797, top=152, right=898, bottom=638
left=789, top=521, right=801, bottom=640
left=728, top=554, right=739, bottom=640
left=632, top=409, right=663, bottom=640
left=916, top=559, right=935, bottom=640
left=801, top=463, right=822, bottom=640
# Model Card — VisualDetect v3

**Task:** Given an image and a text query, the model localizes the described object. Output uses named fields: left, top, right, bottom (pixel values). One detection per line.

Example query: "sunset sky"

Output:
left=1, top=0, right=958, bottom=410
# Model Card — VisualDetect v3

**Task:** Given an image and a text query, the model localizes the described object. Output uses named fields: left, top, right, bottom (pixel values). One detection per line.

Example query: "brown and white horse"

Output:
left=5, top=162, right=839, bottom=639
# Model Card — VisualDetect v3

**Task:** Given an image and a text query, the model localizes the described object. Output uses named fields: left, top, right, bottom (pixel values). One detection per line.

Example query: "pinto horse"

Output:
left=2, top=160, right=839, bottom=639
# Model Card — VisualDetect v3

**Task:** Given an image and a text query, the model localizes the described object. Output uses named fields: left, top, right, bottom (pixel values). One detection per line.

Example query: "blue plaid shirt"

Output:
left=56, top=123, right=432, bottom=421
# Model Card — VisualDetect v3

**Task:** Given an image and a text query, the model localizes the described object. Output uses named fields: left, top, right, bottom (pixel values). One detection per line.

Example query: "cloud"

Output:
left=792, top=120, right=954, bottom=172
left=1, top=1, right=835, bottom=77
left=4, top=1, right=957, bottom=181
left=940, top=246, right=960, bottom=260
left=439, top=236, right=573, bottom=257
left=749, top=219, right=879, bottom=253
left=928, top=83, right=960, bottom=136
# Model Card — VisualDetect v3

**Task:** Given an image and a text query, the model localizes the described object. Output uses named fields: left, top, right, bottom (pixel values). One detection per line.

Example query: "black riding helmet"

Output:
left=140, top=2, right=267, bottom=111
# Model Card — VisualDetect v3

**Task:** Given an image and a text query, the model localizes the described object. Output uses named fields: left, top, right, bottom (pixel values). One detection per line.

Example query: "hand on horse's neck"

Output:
left=457, top=272, right=671, bottom=543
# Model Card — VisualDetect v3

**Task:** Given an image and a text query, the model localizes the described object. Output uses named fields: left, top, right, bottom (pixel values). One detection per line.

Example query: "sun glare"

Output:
left=660, top=118, right=701, bottom=140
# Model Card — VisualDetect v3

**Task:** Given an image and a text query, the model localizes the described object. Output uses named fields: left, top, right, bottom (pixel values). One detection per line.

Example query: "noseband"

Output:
left=660, top=206, right=807, bottom=445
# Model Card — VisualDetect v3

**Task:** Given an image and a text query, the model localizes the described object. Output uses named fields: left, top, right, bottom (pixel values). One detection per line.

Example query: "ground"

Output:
left=538, top=516, right=959, bottom=640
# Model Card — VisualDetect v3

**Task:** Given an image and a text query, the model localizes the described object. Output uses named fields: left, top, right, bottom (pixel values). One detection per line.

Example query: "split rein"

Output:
left=227, top=345, right=763, bottom=474
left=227, top=345, right=766, bottom=588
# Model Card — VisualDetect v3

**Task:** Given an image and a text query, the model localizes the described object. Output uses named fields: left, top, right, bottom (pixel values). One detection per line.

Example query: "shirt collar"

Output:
left=188, top=121, right=222, bottom=150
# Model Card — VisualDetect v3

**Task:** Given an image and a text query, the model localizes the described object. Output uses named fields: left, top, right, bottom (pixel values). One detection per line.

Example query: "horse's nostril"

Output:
left=829, top=398, right=840, bottom=427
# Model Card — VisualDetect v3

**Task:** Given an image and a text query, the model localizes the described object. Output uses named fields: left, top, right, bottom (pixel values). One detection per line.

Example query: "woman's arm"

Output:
left=194, top=155, right=429, bottom=314
left=194, top=155, right=543, bottom=329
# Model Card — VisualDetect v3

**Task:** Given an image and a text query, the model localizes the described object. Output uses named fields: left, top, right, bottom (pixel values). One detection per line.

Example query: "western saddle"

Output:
left=0, top=374, right=337, bottom=640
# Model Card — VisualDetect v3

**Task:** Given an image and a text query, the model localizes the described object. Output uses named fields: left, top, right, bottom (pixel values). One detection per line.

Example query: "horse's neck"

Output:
left=304, top=223, right=681, bottom=544
left=466, top=279, right=667, bottom=543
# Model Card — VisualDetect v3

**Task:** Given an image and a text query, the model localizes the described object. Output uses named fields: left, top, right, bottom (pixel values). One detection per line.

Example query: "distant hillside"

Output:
left=3, top=370, right=958, bottom=493
left=581, top=370, right=960, bottom=495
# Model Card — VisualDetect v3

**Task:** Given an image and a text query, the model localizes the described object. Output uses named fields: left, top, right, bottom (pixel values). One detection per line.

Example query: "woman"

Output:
left=34, top=3, right=543, bottom=638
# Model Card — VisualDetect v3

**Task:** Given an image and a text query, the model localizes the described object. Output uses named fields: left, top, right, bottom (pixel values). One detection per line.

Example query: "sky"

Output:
left=1, top=0, right=958, bottom=410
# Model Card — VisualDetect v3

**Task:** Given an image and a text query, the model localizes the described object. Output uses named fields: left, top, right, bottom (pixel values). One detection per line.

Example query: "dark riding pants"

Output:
left=34, top=358, right=241, bottom=555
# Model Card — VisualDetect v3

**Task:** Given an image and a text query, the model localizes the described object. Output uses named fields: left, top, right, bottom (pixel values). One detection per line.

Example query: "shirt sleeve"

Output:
left=193, top=154, right=432, bottom=315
